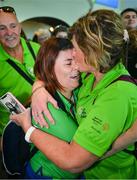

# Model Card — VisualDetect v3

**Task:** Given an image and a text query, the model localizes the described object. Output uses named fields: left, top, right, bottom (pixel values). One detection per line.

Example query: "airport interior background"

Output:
left=0, top=0, right=137, bottom=179
left=0, top=0, right=136, bottom=40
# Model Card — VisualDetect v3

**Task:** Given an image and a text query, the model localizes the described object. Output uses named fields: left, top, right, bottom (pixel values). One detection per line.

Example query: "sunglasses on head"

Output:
left=0, top=6, right=16, bottom=15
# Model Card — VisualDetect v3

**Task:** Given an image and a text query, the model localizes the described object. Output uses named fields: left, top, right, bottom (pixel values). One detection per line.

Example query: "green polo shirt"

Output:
left=31, top=91, right=80, bottom=179
left=0, top=38, right=40, bottom=135
left=73, top=63, right=137, bottom=179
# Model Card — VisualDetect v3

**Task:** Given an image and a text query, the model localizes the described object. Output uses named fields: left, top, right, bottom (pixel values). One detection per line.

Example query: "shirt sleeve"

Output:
left=32, top=103, right=78, bottom=142
left=73, top=86, right=130, bottom=157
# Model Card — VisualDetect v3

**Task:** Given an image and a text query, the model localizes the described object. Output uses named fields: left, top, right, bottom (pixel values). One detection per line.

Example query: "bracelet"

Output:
left=25, top=126, right=36, bottom=143
left=32, top=85, right=45, bottom=96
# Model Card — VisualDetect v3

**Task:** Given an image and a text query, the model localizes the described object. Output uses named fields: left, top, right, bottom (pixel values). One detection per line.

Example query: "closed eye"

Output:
left=65, top=58, right=72, bottom=66
left=66, top=62, right=71, bottom=65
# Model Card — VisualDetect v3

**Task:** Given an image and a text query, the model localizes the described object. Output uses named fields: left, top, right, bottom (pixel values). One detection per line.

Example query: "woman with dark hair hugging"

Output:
left=12, top=37, right=80, bottom=179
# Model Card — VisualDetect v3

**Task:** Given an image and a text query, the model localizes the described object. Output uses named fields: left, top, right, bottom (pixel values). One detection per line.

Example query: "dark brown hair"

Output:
left=34, top=37, right=73, bottom=96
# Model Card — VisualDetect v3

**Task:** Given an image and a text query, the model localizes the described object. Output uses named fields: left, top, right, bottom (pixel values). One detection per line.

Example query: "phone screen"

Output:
left=0, top=93, right=25, bottom=114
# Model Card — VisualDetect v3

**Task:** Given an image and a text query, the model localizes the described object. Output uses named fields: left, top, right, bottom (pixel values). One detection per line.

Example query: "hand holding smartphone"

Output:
left=0, top=92, right=26, bottom=114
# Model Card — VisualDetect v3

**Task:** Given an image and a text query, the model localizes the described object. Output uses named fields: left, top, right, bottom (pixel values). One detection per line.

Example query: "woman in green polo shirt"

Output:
left=11, top=9, right=137, bottom=179
left=11, top=37, right=81, bottom=179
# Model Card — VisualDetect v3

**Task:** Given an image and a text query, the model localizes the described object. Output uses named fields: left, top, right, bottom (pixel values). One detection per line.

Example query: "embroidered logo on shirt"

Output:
left=102, top=122, right=109, bottom=131
left=77, top=107, right=87, bottom=118
left=91, top=116, right=109, bottom=134
left=92, top=116, right=102, bottom=125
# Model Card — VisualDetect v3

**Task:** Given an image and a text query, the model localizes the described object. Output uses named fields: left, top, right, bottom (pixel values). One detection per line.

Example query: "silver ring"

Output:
left=37, top=112, right=42, bottom=117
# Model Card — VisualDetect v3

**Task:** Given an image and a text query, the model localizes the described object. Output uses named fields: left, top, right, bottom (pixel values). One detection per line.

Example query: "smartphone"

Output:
left=0, top=92, right=26, bottom=114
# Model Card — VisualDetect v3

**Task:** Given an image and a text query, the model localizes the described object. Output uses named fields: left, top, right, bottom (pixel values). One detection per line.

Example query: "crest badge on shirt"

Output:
left=77, top=107, right=87, bottom=118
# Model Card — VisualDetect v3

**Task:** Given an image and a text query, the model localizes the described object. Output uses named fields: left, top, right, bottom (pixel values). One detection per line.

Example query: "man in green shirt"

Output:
left=0, top=6, right=39, bottom=178
left=0, top=6, right=40, bottom=141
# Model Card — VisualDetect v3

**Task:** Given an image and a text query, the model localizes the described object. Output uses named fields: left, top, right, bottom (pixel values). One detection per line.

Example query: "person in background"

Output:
left=11, top=9, right=137, bottom=179
left=52, top=25, right=69, bottom=39
left=127, top=29, right=137, bottom=78
left=121, top=8, right=137, bottom=30
left=0, top=6, right=40, bottom=178
left=0, top=5, right=40, bottom=144
left=32, top=28, right=51, bottom=45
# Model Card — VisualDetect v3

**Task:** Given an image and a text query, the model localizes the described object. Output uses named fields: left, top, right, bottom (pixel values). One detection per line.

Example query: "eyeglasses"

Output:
left=0, top=6, right=16, bottom=15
